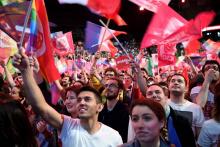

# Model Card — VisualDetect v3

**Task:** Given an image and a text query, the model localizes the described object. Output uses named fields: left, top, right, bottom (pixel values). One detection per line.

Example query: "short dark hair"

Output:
left=141, top=68, right=148, bottom=75
left=169, top=73, right=188, bottom=86
left=77, top=86, right=102, bottom=103
left=0, top=97, right=37, bottom=146
left=147, top=83, right=165, bottom=94
left=130, top=99, right=165, bottom=122
left=104, top=67, right=118, bottom=77
left=202, top=60, right=220, bottom=73
left=105, top=77, right=124, bottom=90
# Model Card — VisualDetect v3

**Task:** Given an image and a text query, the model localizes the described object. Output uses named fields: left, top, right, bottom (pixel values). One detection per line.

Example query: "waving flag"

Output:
left=99, top=40, right=118, bottom=57
left=52, top=31, right=75, bottom=56
left=0, top=29, right=18, bottom=59
left=162, top=11, right=216, bottom=45
left=85, top=21, right=126, bottom=53
left=141, top=3, right=187, bottom=49
left=28, top=0, right=60, bottom=83
left=58, top=0, right=120, bottom=19
left=128, top=0, right=171, bottom=13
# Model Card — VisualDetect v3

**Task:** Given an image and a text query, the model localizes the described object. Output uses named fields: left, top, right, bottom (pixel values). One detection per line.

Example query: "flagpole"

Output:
left=98, top=19, right=111, bottom=51
left=18, top=0, right=33, bottom=49
left=99, top=19, right=132, bottom=60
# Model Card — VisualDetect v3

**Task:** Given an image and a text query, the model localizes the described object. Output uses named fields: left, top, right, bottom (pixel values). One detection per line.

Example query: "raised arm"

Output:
left=130, top=61, right=147, bottom=96
left=12, top=51, right=63, bottom=130
left=0, top=59, right=16, bottom=87
left=195, top=69, right=216, bottom=107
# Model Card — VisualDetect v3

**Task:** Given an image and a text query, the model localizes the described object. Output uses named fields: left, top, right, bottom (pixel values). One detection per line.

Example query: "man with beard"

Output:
left=167, top=74, right=205, bottom=139
left=193, top=60, right=220, bottom=120
left=98, top=77, right=129, bottom=143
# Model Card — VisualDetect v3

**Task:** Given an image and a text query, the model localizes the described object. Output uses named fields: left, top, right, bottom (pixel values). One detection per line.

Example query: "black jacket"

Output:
left=98, top=101, right=129, bottom=143
left=169, top=107, right=196, bottom=147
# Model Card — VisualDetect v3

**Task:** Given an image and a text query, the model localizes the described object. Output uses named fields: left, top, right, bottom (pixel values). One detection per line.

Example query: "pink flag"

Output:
left=202, top=39, right=220, bottom=54
left=0, top=29, right=18, bottom=59
left=128, top=0, right=171, bottom=13
left=141, top=3, right=187, bottom=49
left=52, top=32, right=75, bottom=56
left=58, top=0, right=121, bottom=19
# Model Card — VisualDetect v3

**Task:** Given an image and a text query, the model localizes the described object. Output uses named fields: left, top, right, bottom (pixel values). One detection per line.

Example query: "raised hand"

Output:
left=205, top=68, right=219, bottom=83
left=12, top=50, right=31, bottom=72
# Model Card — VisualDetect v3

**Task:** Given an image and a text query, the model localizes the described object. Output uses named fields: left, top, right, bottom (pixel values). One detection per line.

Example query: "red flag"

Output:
left=162, top=11, right=216, bottom=44
left=185, top=39, right=201, bottom=55
left=99, top=40, right=118, bottom=57
left=141, top=3, right=187, bottom=49
left=115, top=55, right=133, bottom=71
left=112, top=14, right=127, bottom=26
left=30, top=0, right=60, bottom=83
left=157, top=44, right=177, bottom=66
left=58, top=0, right=121, bottom=19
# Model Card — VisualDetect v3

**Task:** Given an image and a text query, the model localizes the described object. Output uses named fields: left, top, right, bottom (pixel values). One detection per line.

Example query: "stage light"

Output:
left=139, top=6, right=144, bottom=11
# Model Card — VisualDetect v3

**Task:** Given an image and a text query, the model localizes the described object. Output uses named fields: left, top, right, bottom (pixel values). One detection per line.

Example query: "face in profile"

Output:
left=131, top=105, right=164, bottom=143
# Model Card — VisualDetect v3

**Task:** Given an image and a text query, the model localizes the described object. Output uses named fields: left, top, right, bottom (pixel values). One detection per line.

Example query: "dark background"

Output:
left=44, top=0, right=220, bottom=42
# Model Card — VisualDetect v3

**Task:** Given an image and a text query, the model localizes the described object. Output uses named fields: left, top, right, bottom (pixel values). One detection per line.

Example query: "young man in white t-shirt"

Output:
left=12, top=52, right=123, bottom=147
left=167, top=74, right=205, bottom=139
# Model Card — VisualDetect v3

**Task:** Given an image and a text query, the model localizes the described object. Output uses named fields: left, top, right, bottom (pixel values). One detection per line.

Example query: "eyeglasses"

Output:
left=105, top=73, right=115, bottom=77
left=104, top=83, right=118, bottom=89
left=204, top=66, right=219, bottom=72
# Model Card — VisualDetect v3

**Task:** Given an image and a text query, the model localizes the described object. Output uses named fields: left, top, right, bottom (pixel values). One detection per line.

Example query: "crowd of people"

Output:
left=0, top=41, right=219, bottom=147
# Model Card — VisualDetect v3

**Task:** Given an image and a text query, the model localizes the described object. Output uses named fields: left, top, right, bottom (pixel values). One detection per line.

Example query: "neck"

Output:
left=80, top=116, right=101, bottom=134
left=170, top=92, right=186, bottom=104
left=140, top=137, right=160, bottom=147
left=71, top=113, right=78, bottom=118
left=107, top=98, right=118, bottom=111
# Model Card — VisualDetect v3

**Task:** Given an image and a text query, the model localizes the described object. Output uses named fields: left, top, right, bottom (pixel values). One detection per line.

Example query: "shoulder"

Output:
left=101, top=123, right=121, bottom=136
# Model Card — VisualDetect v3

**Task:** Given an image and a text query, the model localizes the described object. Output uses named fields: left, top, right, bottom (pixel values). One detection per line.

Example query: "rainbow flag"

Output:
left=27, top=0, right=60, bottom=83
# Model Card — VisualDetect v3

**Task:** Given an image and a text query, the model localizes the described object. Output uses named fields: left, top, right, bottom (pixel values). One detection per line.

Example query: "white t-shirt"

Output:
left=198, top=119, right=220, bottom=147
left=190, top=86, right=215, bottom=120
left=60, top=116, right=123, bottom=147
left=168, top=99, right=205, bottom=134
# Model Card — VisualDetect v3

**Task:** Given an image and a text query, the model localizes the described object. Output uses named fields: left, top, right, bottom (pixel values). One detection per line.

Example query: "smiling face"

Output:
left=64, top=91, right=78, bottom=116
left=146, top=85, right=167, bottom=108
left=131, top=105, right=163, bottom=143
left=76, top=91, right=103, bottom=119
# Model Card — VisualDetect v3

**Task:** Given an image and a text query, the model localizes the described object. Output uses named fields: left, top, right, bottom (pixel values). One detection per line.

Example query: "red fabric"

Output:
left=99, top=40, right=118, bottom=57
left=185, top=39, right=201, bottom=55
left=35, top=0, right=60, bottom=83
left=87, top=0, right=121, bottom=19
left=141, top=2, right=187, bottom=49
left=52, top=32, right=75, bottom=56
left=163, top=11, right=215, bottom=44
left=157, top=44, right=177, bottom=66
left=112, top=14, right=127, bottom=26
left=115, top=55, right=133, bottom=71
